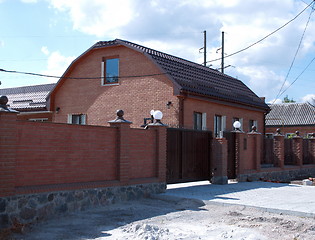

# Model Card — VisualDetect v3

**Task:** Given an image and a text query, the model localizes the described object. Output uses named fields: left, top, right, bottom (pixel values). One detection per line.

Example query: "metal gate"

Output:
left=166, top=128, right=212, bottom=184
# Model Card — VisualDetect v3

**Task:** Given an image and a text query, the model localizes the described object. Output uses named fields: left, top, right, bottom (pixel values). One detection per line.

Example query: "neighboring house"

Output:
left=0, top=83, right=55, bottom=121
left=265, top=102, right=315, bottom=138
left=48, top=39, right=269, bottom=136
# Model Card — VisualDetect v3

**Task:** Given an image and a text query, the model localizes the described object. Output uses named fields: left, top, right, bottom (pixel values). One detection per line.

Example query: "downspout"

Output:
left=178, top=96, right=185, bottom=128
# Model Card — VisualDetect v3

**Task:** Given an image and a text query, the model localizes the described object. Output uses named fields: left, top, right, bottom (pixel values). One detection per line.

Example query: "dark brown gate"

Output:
left=223, top=131, right=236, bottom=179
left=166, top=128, right=212, bottom=184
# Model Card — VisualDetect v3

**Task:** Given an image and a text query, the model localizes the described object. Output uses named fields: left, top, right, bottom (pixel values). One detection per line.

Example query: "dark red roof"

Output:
left=93, top=39, right=269, bottom=111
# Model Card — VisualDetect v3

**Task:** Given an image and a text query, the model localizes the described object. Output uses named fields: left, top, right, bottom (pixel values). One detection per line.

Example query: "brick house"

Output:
left=0, top=83, right=55, bottom=121
left=266, top=102, right=315, bottom=138
left=48, top=39, right=269, bottom=135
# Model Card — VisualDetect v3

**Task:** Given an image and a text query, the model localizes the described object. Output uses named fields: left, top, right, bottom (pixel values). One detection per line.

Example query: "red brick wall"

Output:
left=16, top=121, right=118, bottom=187
left=183, top=98, right=265, bottom=134
left=0, top=112, right=166, bottom=197
left=50, top=45, right=179, bottom=128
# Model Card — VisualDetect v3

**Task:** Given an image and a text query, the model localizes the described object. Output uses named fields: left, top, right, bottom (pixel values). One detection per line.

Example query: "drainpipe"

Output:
left=178, top=96, right=185, bottom=128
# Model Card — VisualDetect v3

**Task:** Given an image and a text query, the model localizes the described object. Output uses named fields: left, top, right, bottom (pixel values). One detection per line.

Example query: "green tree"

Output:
left=283, top=95, right=295, bottom=103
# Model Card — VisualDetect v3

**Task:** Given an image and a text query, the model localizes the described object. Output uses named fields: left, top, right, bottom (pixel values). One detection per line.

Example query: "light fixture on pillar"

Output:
left=233, top=121, right=241, bottom=132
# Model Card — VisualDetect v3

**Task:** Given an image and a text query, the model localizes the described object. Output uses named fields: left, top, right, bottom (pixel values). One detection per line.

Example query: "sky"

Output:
left=0, top=0, right=315, bottom=104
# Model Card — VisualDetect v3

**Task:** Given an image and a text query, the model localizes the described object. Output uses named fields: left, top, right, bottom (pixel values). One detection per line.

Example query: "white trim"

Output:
left=202, top=112, right=207, bottom=130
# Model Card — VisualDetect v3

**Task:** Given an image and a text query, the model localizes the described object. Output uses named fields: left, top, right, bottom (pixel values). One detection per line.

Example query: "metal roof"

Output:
left=266, top=103, right=315, bottom=126
left=0, top=83, right=55, bottom=111
left=92, top=39, right=269, bottom=111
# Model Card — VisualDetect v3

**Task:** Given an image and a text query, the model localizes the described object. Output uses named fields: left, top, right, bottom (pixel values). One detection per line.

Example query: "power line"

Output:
left=206, top=0, right=314, bottom=64
left=278, top=56, right=315, bottom=97
left=273, top=1, right=315, bottom=102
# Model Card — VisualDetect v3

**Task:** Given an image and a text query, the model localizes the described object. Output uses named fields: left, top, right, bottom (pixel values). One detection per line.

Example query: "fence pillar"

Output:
left=147, top=124, right=167, bottom=183
left=292, top=136, right=303, bottom=167
left=0, top=111, right=18, bottom=197
left=273, top=134, right=284, bottom=168
left=108, top=110, right=132, bottom=185
left=234, top=131, right=246, bottom=177
left=309, top=138, right=315, bottom=164
left=211, top=138, right=228, bottom=184
left=247, top=132, right=262, bottom=172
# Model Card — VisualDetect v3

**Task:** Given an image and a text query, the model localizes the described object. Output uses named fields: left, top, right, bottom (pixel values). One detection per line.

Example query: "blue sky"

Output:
left=0, top=0, right=315, bottom=103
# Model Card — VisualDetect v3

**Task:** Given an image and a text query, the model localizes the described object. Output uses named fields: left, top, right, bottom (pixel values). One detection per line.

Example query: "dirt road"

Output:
left=12, top=196, right=315, bottom=240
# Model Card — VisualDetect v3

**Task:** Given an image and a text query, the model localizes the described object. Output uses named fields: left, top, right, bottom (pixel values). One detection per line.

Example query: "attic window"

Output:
left=101, top=58, right=119, bottom=85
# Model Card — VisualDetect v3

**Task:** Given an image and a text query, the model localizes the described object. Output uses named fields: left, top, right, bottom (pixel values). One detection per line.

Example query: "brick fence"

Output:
left=0, top=111, right=166, bottom=227
left=232, top=131, right=315, bottom=182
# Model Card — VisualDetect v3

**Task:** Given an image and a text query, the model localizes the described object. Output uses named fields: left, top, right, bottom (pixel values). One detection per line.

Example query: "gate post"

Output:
left=211, top=138, right=228, bottom=184
left=108, top=110, right=132, bottom=185
left=0, top=111, right=18, bottom=197
left=234, top=131, right=246, bottom=178
left=309, top=137, right=315, bottom=164
left=273, top=132, right=284, bottom=169
left=247, top=130, right=262, bottom=172
left=292, top=133, right=303, bottom=167
left=147, top=124, right=167, bottom=183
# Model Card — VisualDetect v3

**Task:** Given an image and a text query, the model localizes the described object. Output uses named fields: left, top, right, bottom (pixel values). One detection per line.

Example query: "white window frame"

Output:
left=68, top=114, right=87, bottom=125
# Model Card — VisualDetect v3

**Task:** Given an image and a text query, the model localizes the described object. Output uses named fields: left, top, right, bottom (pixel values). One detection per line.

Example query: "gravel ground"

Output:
left=10, top=196, right=315, bottom=240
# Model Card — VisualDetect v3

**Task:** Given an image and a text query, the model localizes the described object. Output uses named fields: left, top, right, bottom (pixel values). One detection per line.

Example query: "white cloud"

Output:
left=41, top=51, right=75, bottom=82
left=46, top=0, right=315, bottom=102
left=41, top=46, right=50, bottom=55
left=301, top=94, right=315, bottom=103
left=268, top=99, right=282, bottom=104
left=48, top=0, right=134, bottom=37
left=20, top=0, right=38, bottom=3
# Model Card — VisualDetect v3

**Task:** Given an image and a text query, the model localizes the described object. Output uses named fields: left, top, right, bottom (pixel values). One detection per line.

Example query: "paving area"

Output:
left=7, top=181, right=315, bottom=240
left=163, top=180, right=315, bottom=217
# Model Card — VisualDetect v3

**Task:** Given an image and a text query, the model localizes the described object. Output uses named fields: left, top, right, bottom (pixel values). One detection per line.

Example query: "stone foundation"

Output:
left=0, top=182, right=166, bottom=229
left=238, top=168, right=315, bottom=183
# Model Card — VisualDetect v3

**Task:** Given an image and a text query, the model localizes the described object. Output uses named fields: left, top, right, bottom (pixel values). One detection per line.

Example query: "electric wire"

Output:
left=206, top=0, right=314, bottom=64
left=0, top=1, right=314, bottom=86
left=273, top=1, right=315, bottom=103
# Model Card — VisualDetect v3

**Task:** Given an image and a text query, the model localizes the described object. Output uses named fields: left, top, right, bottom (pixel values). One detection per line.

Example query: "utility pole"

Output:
left=221, top=31, right=224, bottom=74
left=203, top=30, right=207, bottom=67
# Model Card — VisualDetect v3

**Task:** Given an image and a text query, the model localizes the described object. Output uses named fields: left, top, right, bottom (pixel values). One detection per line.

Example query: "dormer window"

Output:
left=101, top=58, right=119, bottom=85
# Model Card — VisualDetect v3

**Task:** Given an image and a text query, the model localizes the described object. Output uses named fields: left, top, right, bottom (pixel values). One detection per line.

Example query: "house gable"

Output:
left=50, top=43, right=178, bottom=127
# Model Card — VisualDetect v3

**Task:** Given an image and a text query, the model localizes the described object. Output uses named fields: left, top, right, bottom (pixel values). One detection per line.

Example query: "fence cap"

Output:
left=0, top=95, right=19, bottom=113
left=108, top=110, right=132, bottom=124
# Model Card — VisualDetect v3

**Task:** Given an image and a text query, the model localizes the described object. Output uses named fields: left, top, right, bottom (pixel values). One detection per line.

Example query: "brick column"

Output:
left=292, top=136, right=303, bottom=167
left=234, top=131, right=246, bottom=177
left=247, top=132, right=262, bottom=172
left=211, top=138, right=228, bottom=184
left=108, top=110, right=132, bottom=185
left=309, top=138, right=315, bottom=164
left=273, top=135, right=284, bottom=168
left=147, top=124, right=167, bottom=183
left=0, top=112, right=18, bottom=197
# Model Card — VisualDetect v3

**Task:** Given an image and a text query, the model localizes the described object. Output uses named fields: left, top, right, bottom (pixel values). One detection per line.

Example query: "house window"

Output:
left=249, top=120, right=258, bottom=132
left=193, top=112, right=207, bottom=131
left=68, top=114, right=86, bottom=125
left=194, top=112, right=202, bottom=130
left=214, top=115, right=226, bottom=137
left=101, top=58, right=119, bottom=85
